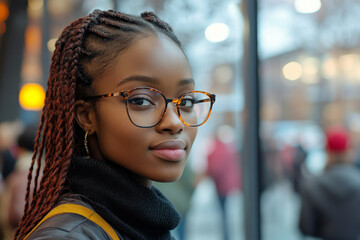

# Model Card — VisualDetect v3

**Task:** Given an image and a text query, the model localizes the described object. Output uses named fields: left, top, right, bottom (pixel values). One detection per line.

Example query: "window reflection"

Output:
left=260, top=0, right=360, bottom=239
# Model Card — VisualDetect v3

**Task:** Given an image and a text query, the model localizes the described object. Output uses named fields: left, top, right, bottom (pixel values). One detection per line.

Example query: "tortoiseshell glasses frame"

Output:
left=83, top=87, right=216, bottom=128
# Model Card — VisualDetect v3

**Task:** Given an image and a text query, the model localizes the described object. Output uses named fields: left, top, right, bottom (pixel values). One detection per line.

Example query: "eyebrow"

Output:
left=117, top=75, right=195, bottom=87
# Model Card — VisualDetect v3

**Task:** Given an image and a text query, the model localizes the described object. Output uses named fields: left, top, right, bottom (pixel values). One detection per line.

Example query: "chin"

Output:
left=151, top=169, right=184, bottom=183
left=154, top=176, right=179, bottom=183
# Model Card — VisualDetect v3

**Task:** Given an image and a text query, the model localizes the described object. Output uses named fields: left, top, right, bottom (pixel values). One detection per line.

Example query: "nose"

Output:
left=156, top=103, right=183, bottom=134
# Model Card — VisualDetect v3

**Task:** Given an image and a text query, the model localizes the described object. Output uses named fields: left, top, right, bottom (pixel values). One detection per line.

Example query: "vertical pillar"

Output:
left=241, top=0, right=261, bottom=239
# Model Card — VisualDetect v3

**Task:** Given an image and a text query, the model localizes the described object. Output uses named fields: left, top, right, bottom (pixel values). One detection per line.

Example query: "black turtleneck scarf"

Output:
left=66, top=156, right=180, bottom=240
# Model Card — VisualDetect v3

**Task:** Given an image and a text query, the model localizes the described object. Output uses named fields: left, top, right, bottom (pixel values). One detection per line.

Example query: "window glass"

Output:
left=259, top=1, right=360, bottom=239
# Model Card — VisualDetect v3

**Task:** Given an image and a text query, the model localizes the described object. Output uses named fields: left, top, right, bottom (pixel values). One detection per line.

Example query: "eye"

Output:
left=128, top=97, right=153, bottom=106
left=180, top=97, right=195, bottom=107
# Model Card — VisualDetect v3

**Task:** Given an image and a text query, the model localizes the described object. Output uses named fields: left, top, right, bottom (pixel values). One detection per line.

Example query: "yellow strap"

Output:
left=24, top=203, right=120, bottom=240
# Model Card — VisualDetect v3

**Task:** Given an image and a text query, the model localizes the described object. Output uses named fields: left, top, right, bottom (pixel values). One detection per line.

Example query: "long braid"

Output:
left=14, top=17, right=91, bottom=239
left=13, top=112, right=45, bottom=238
left=29, top=17, right=83, bottom=216
left=15, top=9, right=183, bottom=240
left=29, top=17, right=87, bottom=203
left=14, top=45, right=59, bottom=237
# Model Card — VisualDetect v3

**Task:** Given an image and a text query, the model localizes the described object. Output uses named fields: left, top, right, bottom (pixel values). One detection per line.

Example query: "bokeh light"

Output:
left=205, top=23, right=230, bottom=43
left=0, top=2, right=9, bottom=22
left=47, top=38, right=57, bottom=52
left=295, top=0, right=322, bottom=14
left=301, top=57, right=319, bottom=84
left=321, top=56, right=338, bottom=80
left=19, top=83, right=45, bottom=111
left=283, top=61, right=303, bottom=81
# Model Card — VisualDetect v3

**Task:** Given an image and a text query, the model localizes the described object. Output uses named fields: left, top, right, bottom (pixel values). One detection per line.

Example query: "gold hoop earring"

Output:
left=84, top=131, right=90, bottom=156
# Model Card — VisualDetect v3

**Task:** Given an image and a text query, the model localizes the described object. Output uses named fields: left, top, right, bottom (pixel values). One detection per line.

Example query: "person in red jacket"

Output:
left=206, top=125, right=242, bottom=240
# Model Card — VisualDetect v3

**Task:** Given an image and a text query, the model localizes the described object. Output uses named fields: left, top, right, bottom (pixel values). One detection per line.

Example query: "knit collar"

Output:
left=66, top=156, right=180, bottom=240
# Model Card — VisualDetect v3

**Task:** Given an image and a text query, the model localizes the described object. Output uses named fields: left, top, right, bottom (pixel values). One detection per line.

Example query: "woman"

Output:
left=15, top=9, right=215, bottom=240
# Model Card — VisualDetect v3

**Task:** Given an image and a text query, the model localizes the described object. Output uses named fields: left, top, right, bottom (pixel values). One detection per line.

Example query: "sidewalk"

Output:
left=184, top=178, right=304, bottom=240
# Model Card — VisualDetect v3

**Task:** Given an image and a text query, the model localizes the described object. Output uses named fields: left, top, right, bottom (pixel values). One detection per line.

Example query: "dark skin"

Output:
left=75, top=34, right=197, bottom=187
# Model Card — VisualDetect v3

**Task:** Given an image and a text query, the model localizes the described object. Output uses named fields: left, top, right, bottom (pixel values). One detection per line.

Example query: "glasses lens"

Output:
left=179, top=92, right=212, bottom=126
left=126, top=89, right=165, bottom=127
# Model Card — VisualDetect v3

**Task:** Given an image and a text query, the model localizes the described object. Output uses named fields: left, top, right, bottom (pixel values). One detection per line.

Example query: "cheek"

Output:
left=96, top=103, right=145, bottom=160
left=186, top=127, right=198, bottom=150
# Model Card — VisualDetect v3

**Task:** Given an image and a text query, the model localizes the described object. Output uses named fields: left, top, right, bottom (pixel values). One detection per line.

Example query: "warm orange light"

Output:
left=25, top=25, right=42, bottom=53
left=19, top=83, right=45, bottom=111
left=0, top=3, right=9, bottom=22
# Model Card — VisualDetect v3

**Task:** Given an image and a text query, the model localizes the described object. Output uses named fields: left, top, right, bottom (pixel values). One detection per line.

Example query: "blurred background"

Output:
left=1, top=0, right=360, bottom=240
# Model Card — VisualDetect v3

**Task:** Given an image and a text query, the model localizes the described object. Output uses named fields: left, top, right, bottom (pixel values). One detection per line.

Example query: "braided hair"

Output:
left=15, top=9, right=183, bottom=239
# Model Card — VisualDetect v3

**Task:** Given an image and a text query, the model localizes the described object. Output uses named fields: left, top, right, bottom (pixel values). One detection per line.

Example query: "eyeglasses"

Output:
left=83, top=87, right=216, bottom=128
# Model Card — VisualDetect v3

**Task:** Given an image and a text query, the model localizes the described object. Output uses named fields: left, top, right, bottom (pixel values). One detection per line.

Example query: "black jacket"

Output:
left=26, top=196, right=122, bottom=240
left=299, top=163, right=360, bottom=240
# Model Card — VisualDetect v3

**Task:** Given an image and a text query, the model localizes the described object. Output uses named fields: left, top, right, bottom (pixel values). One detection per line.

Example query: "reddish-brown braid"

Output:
left=14, top=9, right=183, bottom=240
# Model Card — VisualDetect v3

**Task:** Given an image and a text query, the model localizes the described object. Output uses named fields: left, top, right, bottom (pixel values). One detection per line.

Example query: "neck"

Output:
left=66, top=156, right=180, bottom=239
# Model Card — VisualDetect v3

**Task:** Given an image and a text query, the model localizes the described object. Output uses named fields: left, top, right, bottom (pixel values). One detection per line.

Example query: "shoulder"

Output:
left=25, top=194, right=117, bottom=240
left=25, top=213, right=112, bottom=240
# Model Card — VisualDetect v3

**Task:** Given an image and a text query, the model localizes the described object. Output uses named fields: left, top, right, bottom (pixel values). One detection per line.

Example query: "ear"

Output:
left=75, top=100, right=97, bottom=134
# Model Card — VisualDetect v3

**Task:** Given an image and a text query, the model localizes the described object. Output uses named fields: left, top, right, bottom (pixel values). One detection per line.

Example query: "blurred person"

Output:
left=0, top=122, right=22, bottom=240
left=291, top=142, right=308, bottom=193
left=1, top=124, right=38, bottom=236
left=0, top=149, right=17, bottom=183
left=261, top=137, right=282, bottom=191
left=299, top=127, right=360, bottom=240
left=153, top=163, right=195, bottom=240
left=203, top=125, right=242, bottom=240
left=14, top=9, right=216, bottom=240
left=0, top=121, right=23, bottom=182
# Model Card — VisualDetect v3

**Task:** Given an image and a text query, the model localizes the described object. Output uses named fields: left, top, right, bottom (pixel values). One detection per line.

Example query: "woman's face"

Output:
left=89, top=34, right=197, bottom=184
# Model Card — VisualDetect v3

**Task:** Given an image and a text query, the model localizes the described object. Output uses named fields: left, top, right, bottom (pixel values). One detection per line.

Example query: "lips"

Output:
left=150, top=140, right=186, bottom=161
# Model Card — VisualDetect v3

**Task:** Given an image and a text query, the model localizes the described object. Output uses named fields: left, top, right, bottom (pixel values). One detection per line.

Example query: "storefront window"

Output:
left=259, top=0, right=360, bottom=239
